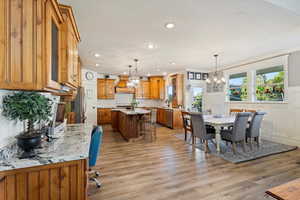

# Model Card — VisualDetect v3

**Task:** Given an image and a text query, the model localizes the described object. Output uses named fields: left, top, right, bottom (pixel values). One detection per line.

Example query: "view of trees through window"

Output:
left=191, top=87, right=203, bottom=112
left=229, top=73, right=248, bottom=101
left=256, top=66, right=284, bottom=101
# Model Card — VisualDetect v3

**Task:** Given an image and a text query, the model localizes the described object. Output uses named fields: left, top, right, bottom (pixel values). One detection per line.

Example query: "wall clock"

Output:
left=85, top=72, right=94, bottom=80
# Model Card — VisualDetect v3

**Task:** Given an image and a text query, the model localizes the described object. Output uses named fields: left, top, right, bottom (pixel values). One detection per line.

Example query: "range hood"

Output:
left=115, top=75, right=135, bottom=93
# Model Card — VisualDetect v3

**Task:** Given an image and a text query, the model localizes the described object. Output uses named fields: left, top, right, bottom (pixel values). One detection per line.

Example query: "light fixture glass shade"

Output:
left=213, top=76, right=218, bottom=82
left=206, top=78, right=211, bottom=83
left=221, top=77, right=226, bottom=83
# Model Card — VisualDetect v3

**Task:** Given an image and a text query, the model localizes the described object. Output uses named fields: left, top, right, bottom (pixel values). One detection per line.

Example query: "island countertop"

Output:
left=111, top=108, right=151, bottom=115
left=0, top=124, right=93, bottom=172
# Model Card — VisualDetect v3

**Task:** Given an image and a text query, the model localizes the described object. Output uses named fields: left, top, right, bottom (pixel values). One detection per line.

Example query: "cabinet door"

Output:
left=136, top=82, right=143, bottom=98
left=59, top=5, right=80, bottom=89
left=98, top=109, right=112, bottom=124
left=45, top=0, right=63, bottom=90
left=106, top=79, right=115, bottom=99
left=159, top=79, right=165, bottom=100
left=0, top=0, right=44, bottom=90
left=143, top=81, right=150, bottom=99
left=97, top=79, right=106, bottom=99
left=150, top=78, right=159, bottom=99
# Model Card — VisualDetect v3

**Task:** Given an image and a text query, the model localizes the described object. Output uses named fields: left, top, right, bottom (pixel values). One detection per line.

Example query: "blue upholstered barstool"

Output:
left=88, top=126, right=103, bottom=188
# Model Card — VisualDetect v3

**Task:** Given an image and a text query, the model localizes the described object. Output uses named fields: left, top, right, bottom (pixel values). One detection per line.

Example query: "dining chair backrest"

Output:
left=190, top=113, right=209, bottom=140
left=248, top=112, right=266, bottom=138
left=230, top=109, right=243, bottom=115
left=232, top=112, right=251, bottom=141
left=181, top=111, right=192, bottom=131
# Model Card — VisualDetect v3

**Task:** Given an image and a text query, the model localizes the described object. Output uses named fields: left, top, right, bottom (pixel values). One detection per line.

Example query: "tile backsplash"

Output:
left=98, top=93, right=164, bottom=108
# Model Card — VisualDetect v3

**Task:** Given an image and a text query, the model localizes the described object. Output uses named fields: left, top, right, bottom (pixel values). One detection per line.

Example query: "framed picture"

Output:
left=195, top=72, right=202, bottom=80
left=188, top=72, right=194, bottom=80
left=202, top=73, right=209, bottom=80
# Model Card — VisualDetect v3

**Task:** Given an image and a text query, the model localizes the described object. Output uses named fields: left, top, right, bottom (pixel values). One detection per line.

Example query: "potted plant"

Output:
left=2, top=92, right=52, bottom=158
left=130, top=98, right=139, bottom=111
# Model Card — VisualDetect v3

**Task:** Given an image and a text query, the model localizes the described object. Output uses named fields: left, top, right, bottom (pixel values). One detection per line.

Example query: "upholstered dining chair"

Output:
left=181, top=111, right=192, bottom=142
left=190, top=113, right=216, bottom=153
left=221, top=112, right=251, bottom=154
left=246, top=112, right=266, bottom=150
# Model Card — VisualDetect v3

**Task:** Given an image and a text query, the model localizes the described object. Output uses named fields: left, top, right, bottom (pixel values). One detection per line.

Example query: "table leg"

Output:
left=215, top=126, right=221, bottom=153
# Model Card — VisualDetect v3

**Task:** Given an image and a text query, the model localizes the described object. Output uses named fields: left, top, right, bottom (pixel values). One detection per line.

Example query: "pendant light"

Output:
left=206, top=54, right=225, bottom=84
left=127, top=59, right=140, bottom=88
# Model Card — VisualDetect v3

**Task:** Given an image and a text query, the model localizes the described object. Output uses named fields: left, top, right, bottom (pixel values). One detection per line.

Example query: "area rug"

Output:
left=174, top=133, right=297, bottom=164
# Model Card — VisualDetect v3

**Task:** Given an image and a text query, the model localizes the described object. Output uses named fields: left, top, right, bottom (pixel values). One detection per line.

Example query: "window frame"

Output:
left=228, top=72, right=249, bottom=102
left=225, top=56, right=288, bottom=104
left=254, top=65, right=286, bottom=103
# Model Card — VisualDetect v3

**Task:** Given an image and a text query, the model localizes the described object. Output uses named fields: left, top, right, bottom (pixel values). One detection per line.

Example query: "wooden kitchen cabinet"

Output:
left=0, top=0, right=81, bottom=92
left=97, top=108, right=112, bottom=124
left=0, top=0, right=64, bottom=91
left=171, top=74, right=184, bottom=108
left=136, top=80, right=150, bottom=99
left=97, top=79, right=115, bottom=99
left=149, top=76, right=165, bottom=100
left=59, top=4, right=81, bottom=88
left=157, top=108, right=183, bottom=129
left=0, top=159, right=88, bottom=200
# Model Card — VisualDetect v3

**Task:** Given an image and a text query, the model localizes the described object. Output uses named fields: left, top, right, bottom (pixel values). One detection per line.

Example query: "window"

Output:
left=229, top=72, right=248, bottom=101
left=191, top=87, right=203, bottom=112
left=256, top=66, right=284, bottom=101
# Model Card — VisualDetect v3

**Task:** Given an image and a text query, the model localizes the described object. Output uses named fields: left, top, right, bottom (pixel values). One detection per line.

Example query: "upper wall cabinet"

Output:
left=59, top=4, right=81, bottom=89
left=0, top=0, right=46, bottom=90
left=97, top=79, right=115, bottom=99
left=0, top=0, right=80, bottom=92
left=171, top=74, right=183, bottom=108
left=149, top=76, right=165, bottom=100
left=136, top=80, right=150, bottom=99
left=45, top=0, right=64, bottom=91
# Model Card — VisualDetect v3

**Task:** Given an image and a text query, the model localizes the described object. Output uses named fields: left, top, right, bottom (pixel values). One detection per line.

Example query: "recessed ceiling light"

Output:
left=94, top=53, right=101, bottom=58
left=165, top=23, right=175, bottom=29
left=123, top=72, right=127, bottom=75
left=170, top=62, right=176, bottom=65
left=95, top=63, right=100, bottom=67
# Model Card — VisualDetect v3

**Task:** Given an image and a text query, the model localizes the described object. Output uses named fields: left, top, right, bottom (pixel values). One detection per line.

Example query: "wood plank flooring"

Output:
left=88, top=125, right=300, bottom=200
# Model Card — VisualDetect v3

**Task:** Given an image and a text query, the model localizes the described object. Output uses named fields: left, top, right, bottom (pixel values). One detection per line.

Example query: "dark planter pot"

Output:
left=16, top=133, right=42, bottom=159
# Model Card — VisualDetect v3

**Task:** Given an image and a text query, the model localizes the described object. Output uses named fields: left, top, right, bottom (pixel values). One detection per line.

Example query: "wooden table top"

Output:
left=266, top=178, right=300, bottom=200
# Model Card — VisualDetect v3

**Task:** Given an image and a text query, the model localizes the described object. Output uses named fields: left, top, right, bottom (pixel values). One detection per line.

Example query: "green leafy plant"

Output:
left=2, top=92, right=52, bottom=136
left=192, top=94, right=202, bottom=112
left=130, top=98, right=139, bottom=109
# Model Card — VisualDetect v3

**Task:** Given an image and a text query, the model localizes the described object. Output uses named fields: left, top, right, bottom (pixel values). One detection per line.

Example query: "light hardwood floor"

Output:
left=88, top=125, right=300, bottom=200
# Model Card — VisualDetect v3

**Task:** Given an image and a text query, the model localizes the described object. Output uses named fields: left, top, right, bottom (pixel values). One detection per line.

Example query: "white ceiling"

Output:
left=59, top=0, right=300, bottom=75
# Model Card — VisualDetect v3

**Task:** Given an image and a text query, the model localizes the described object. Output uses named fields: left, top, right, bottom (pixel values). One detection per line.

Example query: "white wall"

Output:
left=81, top=68, right=98, bottom=125
left=0, top=90, right=24, bottom=148
left=203, top=53, right=300, bottom=146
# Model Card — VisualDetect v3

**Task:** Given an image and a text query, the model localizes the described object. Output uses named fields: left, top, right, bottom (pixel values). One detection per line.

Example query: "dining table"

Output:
left=203, top=115, right=236, bottom=153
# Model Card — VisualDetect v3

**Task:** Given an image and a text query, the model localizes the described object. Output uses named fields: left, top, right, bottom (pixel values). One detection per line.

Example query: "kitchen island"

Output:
left=0, top=124, right=93, bottom=200
left=111, top=108, right=151, bottom=141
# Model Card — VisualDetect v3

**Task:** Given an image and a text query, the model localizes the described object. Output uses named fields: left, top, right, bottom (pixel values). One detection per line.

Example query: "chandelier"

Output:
left=127, top=59, right=140, bottom=88
left=206, top=54, right=226, bottom=84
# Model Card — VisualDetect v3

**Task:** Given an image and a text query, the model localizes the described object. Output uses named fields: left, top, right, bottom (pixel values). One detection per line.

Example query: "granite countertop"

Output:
left=112, top=108, right=151, bottom=115
left=0, top=124, right=93, bottom=172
